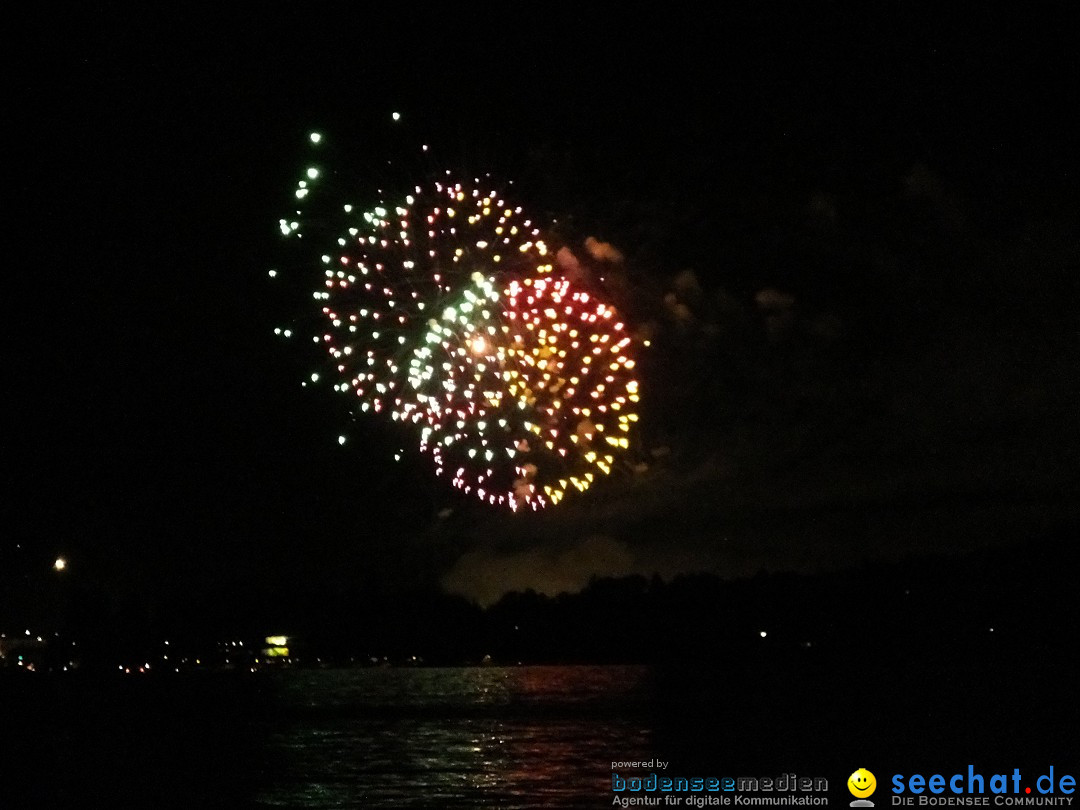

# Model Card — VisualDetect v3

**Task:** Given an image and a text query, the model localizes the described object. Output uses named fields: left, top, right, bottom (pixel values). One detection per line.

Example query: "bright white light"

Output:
left=392, top=112, right=401, bottom=121
left=338, top=435, right=346, bottom=445
left=310, top=132, right=322, bottom=143
left=54, top=557, right=66, bottom=572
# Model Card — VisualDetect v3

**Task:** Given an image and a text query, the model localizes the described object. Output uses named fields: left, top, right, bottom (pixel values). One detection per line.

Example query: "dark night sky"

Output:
left=5, top=6, right=1078, bottom=614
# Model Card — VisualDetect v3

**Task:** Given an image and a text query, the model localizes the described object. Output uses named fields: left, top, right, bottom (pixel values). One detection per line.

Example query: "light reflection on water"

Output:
left=257, top=666, right=652, bottom=808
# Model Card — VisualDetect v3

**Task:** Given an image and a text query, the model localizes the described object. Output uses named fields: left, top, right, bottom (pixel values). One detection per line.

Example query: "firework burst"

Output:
left=273, top=132, right=639, bottom=510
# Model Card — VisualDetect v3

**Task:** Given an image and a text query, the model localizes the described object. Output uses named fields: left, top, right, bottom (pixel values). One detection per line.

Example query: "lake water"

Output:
left=257, top=666, right=654, bottom=808
left=10, top=666, right=656, bottom=808
left=11, top=659, right=1071, bottom=807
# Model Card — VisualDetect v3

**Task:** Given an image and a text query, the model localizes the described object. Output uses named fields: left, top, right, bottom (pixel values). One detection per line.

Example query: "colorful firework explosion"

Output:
left=273, top=132, right=639, bottom=510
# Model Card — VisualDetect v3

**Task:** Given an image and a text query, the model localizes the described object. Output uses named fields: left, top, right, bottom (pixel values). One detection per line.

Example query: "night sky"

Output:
left=6, top=7, right=1078, bottom=620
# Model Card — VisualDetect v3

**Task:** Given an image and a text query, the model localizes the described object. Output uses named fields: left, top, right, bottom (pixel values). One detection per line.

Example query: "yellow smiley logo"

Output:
left=848, top=768, right=877, bottom=798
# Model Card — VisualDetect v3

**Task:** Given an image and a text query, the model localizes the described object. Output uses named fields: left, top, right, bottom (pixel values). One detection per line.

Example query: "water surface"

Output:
left=257, top=666, right=654, bottom=808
